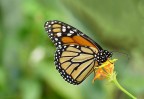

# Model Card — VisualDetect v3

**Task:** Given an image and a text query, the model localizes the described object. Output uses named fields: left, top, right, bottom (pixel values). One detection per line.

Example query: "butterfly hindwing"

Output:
left=55, top=44, right=98, bottom=85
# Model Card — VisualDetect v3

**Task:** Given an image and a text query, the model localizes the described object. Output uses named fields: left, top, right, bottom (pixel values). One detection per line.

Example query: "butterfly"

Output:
left=44, top=20, right=112, bottom=85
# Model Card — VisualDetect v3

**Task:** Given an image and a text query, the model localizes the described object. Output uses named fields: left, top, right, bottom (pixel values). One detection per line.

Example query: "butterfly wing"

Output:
left=55, top=44, right=98, bottom=85
left=44, top=20, right=103, bottom=51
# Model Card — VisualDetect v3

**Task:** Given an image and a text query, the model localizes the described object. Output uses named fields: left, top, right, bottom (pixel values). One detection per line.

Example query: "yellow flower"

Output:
left=92, top=59, right=137, bottom=99
left=93, top=59, right=117, bottom=83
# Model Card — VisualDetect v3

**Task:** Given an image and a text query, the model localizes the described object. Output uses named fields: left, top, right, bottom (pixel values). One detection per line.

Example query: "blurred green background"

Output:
left=0, top=0, right=144, bottom=99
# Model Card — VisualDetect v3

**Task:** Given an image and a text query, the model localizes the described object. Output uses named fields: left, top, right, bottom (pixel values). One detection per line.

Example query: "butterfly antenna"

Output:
left=111, top=50, right=130, bottom=61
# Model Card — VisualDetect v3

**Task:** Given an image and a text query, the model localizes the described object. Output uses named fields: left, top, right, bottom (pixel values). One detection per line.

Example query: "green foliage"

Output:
left=0, top=0, right=144, bottom=99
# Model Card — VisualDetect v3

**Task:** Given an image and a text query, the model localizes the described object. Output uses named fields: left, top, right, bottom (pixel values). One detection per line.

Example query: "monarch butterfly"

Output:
left=44, top=20, right=112, bottom=85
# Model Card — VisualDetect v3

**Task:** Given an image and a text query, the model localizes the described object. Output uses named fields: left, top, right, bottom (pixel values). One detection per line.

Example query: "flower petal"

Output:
left=92, top=59, right=117, bottom=83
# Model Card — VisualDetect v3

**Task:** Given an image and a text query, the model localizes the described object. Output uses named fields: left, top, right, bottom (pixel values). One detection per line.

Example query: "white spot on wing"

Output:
left=45, top=22, right=48, bottom=25
left=55, top=38, right=58, bottom=41
left=57, top=33, right=62, bottom=37
left=62, top=28, right=66, bottom=32
left=67, top=33, right=72, bottom=36
left=70, top=30, right=74, bottom=34
left=73, top=29, right=77, bottom=32
left=67, top=26, right=70, bottom=29
left=63, top=26, right=66, bottom=28
left=48, top=25, right=51, bottom=27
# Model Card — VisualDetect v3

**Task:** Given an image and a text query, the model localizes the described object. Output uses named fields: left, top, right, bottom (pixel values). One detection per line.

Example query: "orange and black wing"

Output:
left=55, top=44, right=98, bottom=85
left=44, top=20, right=103, bottom=50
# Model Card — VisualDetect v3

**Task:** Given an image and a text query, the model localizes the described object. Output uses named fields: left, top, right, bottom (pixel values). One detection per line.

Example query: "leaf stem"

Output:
left=110, top=72, right=137, bottom=99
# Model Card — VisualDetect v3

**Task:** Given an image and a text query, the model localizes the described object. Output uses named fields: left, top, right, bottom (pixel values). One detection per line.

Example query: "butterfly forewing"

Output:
left=55, top=45, right=98, bottom=85
left=44, top=20, right=103, bottom=51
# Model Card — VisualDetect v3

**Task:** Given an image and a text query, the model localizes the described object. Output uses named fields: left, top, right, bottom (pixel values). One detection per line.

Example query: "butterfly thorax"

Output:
left=94, top=50, right=112, bottom=65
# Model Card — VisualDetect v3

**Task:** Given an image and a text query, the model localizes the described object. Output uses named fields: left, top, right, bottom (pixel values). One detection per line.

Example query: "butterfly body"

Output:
left=44, top=20, right=112, bottom=85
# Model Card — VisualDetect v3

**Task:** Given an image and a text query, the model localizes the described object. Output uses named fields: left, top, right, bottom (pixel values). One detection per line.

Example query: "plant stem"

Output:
left=110, top=72, right=137, bottom=99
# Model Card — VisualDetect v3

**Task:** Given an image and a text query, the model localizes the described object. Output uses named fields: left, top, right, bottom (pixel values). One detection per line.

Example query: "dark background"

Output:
left=0, top=0, right=144, bottom=99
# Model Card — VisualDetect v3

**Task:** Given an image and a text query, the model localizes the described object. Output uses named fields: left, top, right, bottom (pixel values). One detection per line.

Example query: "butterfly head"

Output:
left=95, top=50, right=112, bottom=65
